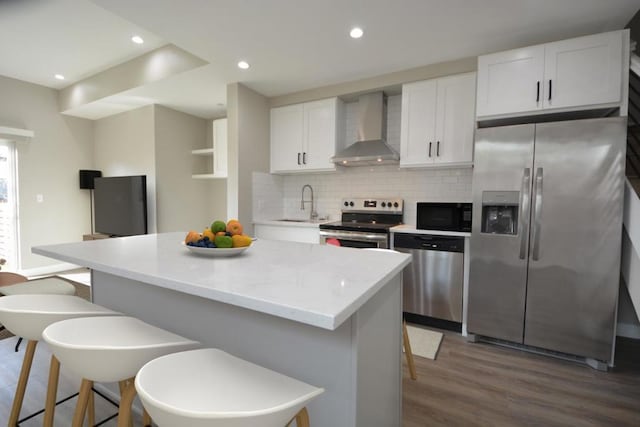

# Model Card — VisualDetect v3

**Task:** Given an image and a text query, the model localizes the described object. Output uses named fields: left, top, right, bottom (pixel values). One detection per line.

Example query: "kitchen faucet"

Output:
left=301, top=184, right=318, bottom=221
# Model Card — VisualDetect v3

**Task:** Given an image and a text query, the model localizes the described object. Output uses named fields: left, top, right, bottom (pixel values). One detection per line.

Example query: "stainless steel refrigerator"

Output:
left=468, top=117, right=626, bottom=366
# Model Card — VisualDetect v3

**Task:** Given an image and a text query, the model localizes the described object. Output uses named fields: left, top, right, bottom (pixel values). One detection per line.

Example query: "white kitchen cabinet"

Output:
left=476, top=46, right=545, bottom=118
left=543, top=31, right=623, bottom=110
left=192, top=118, right=228, bottom=179
left=270, top=98, right=344, bottom=173
left=270, top=104, right=304, bottom=172
left=476, top=30, right=626, bottom=119
left=400, top=72, right=476, bottom=168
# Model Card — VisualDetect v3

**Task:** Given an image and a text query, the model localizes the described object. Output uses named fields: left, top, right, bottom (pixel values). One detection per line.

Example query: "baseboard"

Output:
left=18, top=262, right=81, bottom=278
left=616, top=322, right=640, bottom=339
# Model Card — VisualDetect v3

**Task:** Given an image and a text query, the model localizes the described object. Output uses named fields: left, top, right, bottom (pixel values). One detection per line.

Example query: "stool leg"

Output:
left=43, top=355, right=61, bottom=427
left=142, top=408, right=152, bottom=427
left=403, top=321, right=417, bottom=380
left=295, top=407, right=310, bottom=427
left=72, top=379, right=93, bottom=427
left=117, top=378, right=137, bottom=427
left=8, top=339, right=37, bottom=426
left=87, top=388, right=96, bottom=427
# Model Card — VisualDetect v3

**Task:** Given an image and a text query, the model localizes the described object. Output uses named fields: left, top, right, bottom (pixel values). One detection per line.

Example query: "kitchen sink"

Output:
left=276, top=219, right=309, bottom=223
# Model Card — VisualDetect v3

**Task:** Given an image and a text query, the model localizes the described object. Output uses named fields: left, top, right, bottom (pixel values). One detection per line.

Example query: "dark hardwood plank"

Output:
left=403, top=329, right=640, bottom=427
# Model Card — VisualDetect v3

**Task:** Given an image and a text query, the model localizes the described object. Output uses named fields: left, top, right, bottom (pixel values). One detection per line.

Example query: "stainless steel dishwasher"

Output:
left=393, top=233, right=464, bottom=324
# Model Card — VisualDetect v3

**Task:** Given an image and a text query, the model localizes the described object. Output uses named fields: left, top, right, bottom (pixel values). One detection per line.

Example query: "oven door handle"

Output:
left=319, top=230, right=388, bottom=243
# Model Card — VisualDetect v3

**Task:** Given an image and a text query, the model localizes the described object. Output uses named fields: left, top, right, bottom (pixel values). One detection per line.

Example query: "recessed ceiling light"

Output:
left=131, top=35, right=144, bottom=44
left=237, top=61, right=250, bottom=70
left=54, top=74, right=65, bottom=80
left=350, top=27, right=364, bottom=39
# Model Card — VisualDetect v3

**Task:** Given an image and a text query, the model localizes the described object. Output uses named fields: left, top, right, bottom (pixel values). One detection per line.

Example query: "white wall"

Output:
left=94, top=105, right=157, bottom=233
left=227, top=83, right=270, bottom=234
left=154, top=105, right=225, bottom=232
left=277, top=95, right=473, bottom=224
left=0, top=75, right=94, bottom=271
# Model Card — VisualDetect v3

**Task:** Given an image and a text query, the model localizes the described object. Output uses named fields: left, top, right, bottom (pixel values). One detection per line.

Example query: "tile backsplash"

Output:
left=253, top=94, right=473, bottom=226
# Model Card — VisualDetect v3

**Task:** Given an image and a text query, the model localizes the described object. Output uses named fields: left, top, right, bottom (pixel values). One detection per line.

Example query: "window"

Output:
left=0, top=142, right=18, bottom=270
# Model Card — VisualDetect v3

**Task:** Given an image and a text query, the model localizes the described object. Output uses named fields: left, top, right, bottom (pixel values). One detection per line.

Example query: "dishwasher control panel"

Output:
left=393, top=233, right=464, bottom=252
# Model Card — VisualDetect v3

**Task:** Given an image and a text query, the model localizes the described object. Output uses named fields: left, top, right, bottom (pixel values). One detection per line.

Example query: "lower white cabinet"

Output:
left=254, top=223, right=320, bottom=244
left=400, top=72, right=476, bottom=168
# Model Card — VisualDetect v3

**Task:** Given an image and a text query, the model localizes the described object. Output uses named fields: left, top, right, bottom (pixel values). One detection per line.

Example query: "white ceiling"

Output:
left=0, top=0, right=165, bottom=89
left=1, top=0, right=639, bottom=119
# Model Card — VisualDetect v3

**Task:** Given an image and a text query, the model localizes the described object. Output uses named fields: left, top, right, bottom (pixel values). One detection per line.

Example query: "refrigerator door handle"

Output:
left=531, top=167, right=543, bottom=261
left=518, top=168, right=531, bottom=259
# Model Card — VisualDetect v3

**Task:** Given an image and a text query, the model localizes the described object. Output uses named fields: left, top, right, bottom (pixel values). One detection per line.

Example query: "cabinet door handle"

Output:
left=548, top=79, right=552, bottom=101
left=428, top=142, right=432, bottom=157
left=436, top=141, right=440, bottom=157
left=297, top=152, right=301, bottom=165
left=303, top=152, right=307, bottom=164
left=536, top=81, right=540, bottom=102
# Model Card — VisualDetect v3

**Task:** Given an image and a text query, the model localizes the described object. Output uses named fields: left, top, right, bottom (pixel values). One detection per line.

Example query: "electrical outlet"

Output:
left=36, top=194, right=43, bottom=203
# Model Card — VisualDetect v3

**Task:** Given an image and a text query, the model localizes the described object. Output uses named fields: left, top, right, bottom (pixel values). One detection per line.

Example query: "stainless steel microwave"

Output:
left=416, top=202, right=472, bottom=232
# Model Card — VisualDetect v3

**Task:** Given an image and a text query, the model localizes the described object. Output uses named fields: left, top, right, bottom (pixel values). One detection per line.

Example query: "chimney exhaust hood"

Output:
left=331, top=92, right=399, bottom=166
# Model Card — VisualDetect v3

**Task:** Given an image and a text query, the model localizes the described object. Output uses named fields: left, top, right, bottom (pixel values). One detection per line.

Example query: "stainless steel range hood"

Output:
left=332, top=92, right=399, bottom=166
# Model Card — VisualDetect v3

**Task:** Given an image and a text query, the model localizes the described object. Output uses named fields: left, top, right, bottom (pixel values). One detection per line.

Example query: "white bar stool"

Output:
left=43, top=316, right=199, bottom=427
left=0, top=277, right=76, bottom=296
left=0, top=276, right=78, bottom=352
left=0, top=294, right=119, bottom=426
left=135, top=348, right=324, bottom=427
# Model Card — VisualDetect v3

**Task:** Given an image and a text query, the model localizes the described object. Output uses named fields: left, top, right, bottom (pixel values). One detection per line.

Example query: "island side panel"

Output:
left=353, top=274, right=402, bottom=427
left=91, top=270, right=355, bottom=427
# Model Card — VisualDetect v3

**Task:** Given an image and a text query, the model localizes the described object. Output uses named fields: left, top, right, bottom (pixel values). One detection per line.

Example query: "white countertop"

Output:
left=33, top=232, right=410, bottom=331
left=253, top=219, right=332, bottom=228
left=391, top=224, right=472, bottom=237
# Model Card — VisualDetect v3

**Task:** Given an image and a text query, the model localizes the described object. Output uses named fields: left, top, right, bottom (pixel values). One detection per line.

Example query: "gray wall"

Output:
left=227, top=83, right=270, bottom=235
left=0, top=75, right=94, bottom=271
left=94, top=105, right=157, bottom=233
left=626, top=8, right=640, bottom=45
left=154, top=105, right=225, bottom=232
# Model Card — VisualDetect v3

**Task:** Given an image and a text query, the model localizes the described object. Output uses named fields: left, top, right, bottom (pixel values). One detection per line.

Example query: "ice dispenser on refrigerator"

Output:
left=480, top=191, right=519, bottom=235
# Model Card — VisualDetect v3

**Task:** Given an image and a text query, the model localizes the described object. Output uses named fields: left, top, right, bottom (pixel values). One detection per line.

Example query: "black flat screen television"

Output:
left=93, top=175, right=147, bottom=237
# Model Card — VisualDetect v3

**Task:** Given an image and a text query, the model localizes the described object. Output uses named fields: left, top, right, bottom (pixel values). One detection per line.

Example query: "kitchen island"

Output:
left=33, top=232, right=411, bottom=427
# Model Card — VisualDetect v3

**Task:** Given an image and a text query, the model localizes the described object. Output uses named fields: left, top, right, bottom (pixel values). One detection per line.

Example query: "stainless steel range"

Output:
left=319, top=198, right=403, bottom=249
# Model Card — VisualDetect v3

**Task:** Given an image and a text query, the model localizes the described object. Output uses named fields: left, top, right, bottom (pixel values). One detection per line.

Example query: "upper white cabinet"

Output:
left=192, top=118, right=227, bottom=179
left=270, top=104, right=304, bottom=173
left=476, top=46, right=545, bottom=118
left=476, top=30, right=626, bottom=119
left=270, top=98, right=344, bottom=173
left=400, top=72, right=476, bottom=168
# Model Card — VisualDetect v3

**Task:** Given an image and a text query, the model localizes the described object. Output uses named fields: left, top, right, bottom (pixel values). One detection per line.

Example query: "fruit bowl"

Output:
left=182, top=242, right=250, bottom=257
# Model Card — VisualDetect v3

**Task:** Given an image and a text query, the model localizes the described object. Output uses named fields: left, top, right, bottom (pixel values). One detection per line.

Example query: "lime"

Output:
left=214, top=235, right=233, bottom=248
left=211, top=220, right=226, bottom=233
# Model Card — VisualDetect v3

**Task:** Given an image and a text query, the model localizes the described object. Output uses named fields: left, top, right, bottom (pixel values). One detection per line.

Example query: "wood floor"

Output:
left=0, top=337, right=143, bottom=426
left=403, top=330, right=640, bottom=427
left=1, top=329, right=639, bottom=426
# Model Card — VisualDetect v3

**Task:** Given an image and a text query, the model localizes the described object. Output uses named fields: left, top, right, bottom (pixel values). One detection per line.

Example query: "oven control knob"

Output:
left=381, top=202, right=386, bottom=207
left=344, top=201, right=349, bottom=207
left=349, top=201, right=354, bottom=207
left=393, top=202, right=399, bottom=208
